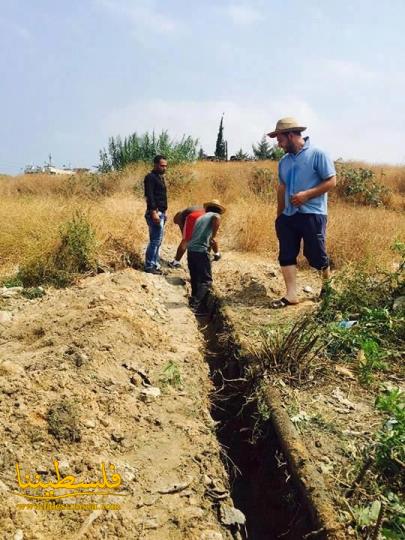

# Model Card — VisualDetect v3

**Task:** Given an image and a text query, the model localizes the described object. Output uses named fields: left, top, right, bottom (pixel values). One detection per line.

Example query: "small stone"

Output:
left=157, top=477, right=193, bottom=494
left=183, top=507, right=205, bottom=519
left=84, top=419, right=96, bottom=428
left=99, top=418, right=109, bottom=427
left=111, top=432, right=125, bottom=443
left=315, top=440, right=322, bottom=448
left=0, top=311, right=13, bottom=323
left=203, top=475, right=213, bottom=486
left=0, top=360, right=24, bottom=375
left=139, top=386, right=161, bottom=401
left=122, top=465, right=137, bottom=482
left=58, top=460, right=70, bottom=474
left=220, top=503, right=246, bottom=526
left=141, top=518, right=159, bottom=530
left=393, top=295, right=405, bottom=312
left=200, top=531, right=223, bottom=540
left=303, top=285, right=314, bottom=293
left=1, top=287, right=23, bottom=298
left=14, top=529, right=24, bottom=540
left=75, top=352, right=89, bottom=367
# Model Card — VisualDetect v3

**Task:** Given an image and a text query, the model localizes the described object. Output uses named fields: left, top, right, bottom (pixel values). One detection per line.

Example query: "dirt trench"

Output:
left=199, top=297, right=316, bottom=540
left=1, top=266, right=340, bottom=539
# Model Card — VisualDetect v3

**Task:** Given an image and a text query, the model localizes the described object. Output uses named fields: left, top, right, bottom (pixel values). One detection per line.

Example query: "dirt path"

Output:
left=0, top=269, right=235, bottom=540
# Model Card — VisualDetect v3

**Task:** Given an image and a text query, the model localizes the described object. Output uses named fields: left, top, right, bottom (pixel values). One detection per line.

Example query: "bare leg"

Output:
left=321, top=267, right=330, bottom=281
left=319, top=266, right=331, bottom=297
left=280, top=265, right=299, bottom=304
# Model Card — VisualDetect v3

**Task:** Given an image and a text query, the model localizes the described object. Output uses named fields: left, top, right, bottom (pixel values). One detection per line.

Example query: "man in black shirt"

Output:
left=144, top=155, right=168, bottom=274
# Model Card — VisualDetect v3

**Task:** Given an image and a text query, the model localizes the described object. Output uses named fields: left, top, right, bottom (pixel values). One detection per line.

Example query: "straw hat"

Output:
left=203, top=199, right=226, bottom=213
left=267, top=117, right=307, bottom=138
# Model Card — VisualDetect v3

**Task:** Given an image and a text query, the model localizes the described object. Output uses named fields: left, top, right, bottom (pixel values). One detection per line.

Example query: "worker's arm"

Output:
left=291, top=175, right=336, bottom=207
left=277, top=182, right=286, bottom=217
left=210, top=215, right=221, bottom=254
left=174, top=239, right=187, bottom=261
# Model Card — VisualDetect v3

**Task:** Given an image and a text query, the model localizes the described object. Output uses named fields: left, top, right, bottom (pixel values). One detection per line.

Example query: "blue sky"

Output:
left=1, top=0, right=405, bottom=173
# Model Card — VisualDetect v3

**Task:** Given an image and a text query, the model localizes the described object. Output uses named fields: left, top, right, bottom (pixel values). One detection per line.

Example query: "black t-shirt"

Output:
left=144, top=171, right=167, bottom=212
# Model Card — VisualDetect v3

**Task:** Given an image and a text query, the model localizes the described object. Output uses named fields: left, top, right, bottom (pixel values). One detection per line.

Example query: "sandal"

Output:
left=270, top=297, right=298, bottom=309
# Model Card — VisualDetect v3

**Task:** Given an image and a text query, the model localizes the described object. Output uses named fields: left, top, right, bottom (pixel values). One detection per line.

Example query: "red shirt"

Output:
left=183, top=210, right=205, bottom=241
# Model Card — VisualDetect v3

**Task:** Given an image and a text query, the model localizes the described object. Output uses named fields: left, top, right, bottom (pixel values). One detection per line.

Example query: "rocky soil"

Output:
left=0, top=268, right=237, bottom=540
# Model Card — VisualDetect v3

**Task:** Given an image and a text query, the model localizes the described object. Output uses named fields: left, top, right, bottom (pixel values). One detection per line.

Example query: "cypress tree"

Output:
left=215, top=115, right=227, bottom=160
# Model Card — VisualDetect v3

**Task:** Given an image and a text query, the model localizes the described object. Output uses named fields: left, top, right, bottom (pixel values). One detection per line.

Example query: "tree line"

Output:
left=98, top=116, right=283, bottom=171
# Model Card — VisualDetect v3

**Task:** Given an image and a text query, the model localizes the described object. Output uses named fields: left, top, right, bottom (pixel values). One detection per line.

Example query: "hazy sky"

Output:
left=1, top=0, right=405, bottom=174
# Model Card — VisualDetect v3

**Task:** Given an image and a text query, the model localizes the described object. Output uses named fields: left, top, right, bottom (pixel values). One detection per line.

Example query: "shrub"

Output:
left=17, top=212, right=97, bottom=288
left=248, top=167, right=277, bottom=200
left=375, top=388, right=405, bottom=477
left=336, top=165, right=391, bottom=207
left=54, top=211, right=96, bottom=273
left=59, top=172, right=123, bottom=198
left=251, top=316, right=324, bottom=385
left=165, top=164, right=195, bottom=196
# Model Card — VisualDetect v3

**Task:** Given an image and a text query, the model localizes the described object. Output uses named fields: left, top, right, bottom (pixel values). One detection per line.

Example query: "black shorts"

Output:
left=275, top=213, right=329, bottom=270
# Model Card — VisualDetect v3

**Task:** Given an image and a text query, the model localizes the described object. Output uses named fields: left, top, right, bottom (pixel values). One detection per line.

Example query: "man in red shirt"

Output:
left=168, top=206, right=204, bottom=268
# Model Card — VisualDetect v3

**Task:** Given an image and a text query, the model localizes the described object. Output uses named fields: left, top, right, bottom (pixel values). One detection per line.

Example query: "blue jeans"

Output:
left=145, top=212, right=166, bottom=270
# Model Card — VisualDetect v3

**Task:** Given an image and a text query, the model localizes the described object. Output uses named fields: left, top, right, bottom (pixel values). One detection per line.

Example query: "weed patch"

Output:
left=250, top=316, right=325, bottom=386
left=336, top=165, right=392, bottom=207
left=17, top=211, right=97, bottom=288
left=160, top=360, right=182, bottom=389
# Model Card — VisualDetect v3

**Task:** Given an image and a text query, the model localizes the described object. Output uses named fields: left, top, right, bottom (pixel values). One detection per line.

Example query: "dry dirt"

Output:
left=0, top=247, right=396, bottom=539
left=0, top=267, right=236, bottom=540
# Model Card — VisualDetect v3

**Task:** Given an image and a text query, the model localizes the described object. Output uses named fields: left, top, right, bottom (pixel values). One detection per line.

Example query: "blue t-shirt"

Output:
left=278, top=137, right=336, bottom=215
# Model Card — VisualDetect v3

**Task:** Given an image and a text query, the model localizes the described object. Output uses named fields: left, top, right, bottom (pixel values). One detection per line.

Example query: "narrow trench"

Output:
left=199, top=301, right=315, bottom=540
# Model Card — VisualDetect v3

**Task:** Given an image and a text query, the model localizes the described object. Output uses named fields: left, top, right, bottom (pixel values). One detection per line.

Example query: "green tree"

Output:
left=234, top=148, right=249, bottom=160
left=270, top=145, right=285, bottom=161
left=252, top=135, right=285, bottom=160
left=98, top=130, right=199, bottom=171
left=252, top=135, right=273, bottom=160
left=215, top=115, right=227, bottom=160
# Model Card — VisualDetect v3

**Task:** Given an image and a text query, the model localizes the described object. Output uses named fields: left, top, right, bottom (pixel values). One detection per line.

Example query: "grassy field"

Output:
left=0, top=160, right=404, bottom=281
left=0, top=161, right=403, bottom=538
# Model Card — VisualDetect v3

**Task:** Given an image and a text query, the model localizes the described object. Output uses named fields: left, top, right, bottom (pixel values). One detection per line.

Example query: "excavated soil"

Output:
left=0, top=269, right=234, bottom=540
left=0, top=247, right=388, bottom=539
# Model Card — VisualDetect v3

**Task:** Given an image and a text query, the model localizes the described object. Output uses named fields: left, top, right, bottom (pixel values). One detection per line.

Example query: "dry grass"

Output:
left=0, top=160, right=404, bottom=281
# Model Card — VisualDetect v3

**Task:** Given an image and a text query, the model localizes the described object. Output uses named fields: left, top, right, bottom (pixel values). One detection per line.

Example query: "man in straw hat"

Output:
left=185, top=199, right=225, bottom=316
left=168, top=205, right=204, bottom=268
left=267, top=117, right=336, bottom=308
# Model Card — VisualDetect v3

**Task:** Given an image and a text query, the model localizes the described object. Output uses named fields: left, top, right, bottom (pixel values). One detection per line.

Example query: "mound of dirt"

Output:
left=0, top=269, right=234, bottom=539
